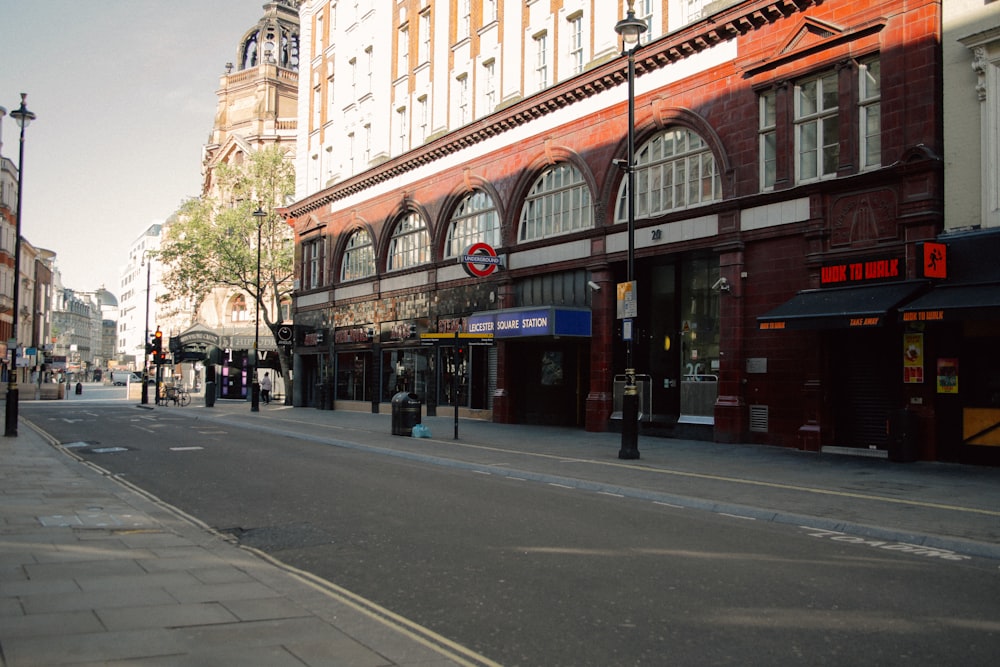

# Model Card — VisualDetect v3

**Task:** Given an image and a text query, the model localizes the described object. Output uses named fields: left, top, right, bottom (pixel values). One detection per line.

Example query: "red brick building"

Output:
left=285, top=1, right=945, bottom=459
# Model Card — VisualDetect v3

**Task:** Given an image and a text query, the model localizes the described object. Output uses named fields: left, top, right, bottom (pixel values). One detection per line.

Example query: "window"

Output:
left=447, top=191, right=500, bottom=257
left=534, top=33, right=549, bottom=91
left=388, top=213, right=431, bottom=270
left=418, top=95, right=429, bottom=143
left=341, top=229, right=375, bottom=281
left=397, top=106, right=409, bottom=153
left=312, top=85, right=322, bottom=129
left=348, top=132, right=356, bottom=173
left=349, top=57, right=358, bottom=99
left=457, top=74, right=469, bottom=126
left=418, top=10, right=430, bottom=63
left=795, top=71, right=839, bottom=182
left=364, top=46, right=373, bottom=96
left=616, top=128, right=721, bottom=222
left=302, top=237, right=325, bottom=289
left=230, top=294, right=249, bottom=323
left=759, top=91, right=777, bottom=190
left=459, top=0, right=471, bottom=40
left=859, top=58, right=881, bottom=170
left=484, top=0, right=497, bottom=24
left=637, top=0, right=656, bottom=38
left=482, top=60, right=496, bottom=115
left=568, top=14, right=584, bottom=75
left=364, top=124, right=372, bottom=165
left=519, top=163, right=593, bottom=242
left=397, top=25, right=409, bottom=75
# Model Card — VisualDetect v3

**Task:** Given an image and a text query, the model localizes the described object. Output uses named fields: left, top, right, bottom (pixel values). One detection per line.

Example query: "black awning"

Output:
left=758, top=281, right=927, bottom=331
left=899, top=282, right=1000, bottom=322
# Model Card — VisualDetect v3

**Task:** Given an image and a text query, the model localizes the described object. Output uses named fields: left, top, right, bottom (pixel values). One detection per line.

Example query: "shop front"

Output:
left=758, top=254, right=928, bottom=455
left=472, top=307, right=591, bottom=427
left=898, top=231, right=1000, bottom=464
left=612, top=256, right=723, bottom=437
left=378, top=320, right=430, bottom=408
left=334, top=325, right=375, bottom=408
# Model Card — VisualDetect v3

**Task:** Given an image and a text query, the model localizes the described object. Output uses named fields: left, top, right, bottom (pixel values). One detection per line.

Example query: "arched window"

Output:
left=446, top=191, right=500, bottom=257
left=387, top=212, right=431, bottom=270
left=519, top=163, right=593, bottom=242
left=616, top=128, right=721, bottom=222
left=230, top=294, right=249, bottom=323
left=341, top=229, right=375, bottom=282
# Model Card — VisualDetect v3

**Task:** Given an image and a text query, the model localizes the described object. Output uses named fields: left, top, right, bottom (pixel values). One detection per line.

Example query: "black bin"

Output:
left=391, top=391, right=422, bottom=436
left=887, top=409, right=919, bottom=462
left=316, top=383, right=327, bottom=410
left=204, top=381, right=216, bottom=407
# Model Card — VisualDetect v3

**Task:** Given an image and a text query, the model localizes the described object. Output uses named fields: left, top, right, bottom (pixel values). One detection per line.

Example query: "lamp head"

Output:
left=10, top=93, right=36, bottom=129
left=615, top=1, right=648, bottom=49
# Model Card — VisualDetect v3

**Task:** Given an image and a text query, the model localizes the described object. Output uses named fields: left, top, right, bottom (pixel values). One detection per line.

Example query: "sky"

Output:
left=0, top=0, right=268, bottom=298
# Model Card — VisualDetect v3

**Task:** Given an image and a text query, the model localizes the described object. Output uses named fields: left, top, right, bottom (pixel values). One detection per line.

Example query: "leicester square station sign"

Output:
left=460, top=242, right=503, bottom=278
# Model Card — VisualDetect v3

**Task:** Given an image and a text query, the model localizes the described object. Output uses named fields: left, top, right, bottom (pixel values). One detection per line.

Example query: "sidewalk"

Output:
left=194, top=401, right=1000, bottom=560
left=0, top=420, right=492, bottom=667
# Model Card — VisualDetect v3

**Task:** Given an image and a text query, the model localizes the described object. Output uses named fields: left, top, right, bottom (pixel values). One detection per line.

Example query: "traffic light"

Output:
left=152, top=328, right=163, bottom=363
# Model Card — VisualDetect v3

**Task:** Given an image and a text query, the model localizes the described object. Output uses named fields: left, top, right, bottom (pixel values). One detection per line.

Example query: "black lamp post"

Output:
left=5, top=94, right=35, bottom=438
left=615, top=2, right=646, bottom=460
left=251, top=205, right=266, bottom=412
left=140, top=252, right=152, bottom=405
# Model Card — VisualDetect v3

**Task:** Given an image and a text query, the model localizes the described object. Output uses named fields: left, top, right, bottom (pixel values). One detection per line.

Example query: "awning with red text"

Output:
left=757, top=281, right=927, bottom=331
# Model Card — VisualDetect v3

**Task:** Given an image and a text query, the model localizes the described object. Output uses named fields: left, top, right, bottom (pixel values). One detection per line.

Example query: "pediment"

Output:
left=778, top=17, right=844, bottom=56
left=205, top=134, right=254, bottom=171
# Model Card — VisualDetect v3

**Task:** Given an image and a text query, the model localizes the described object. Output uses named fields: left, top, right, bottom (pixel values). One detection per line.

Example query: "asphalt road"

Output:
left=23, top=403, right=1000, bottom=666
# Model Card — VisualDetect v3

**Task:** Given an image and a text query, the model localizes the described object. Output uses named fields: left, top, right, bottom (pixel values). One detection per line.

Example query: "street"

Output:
left=21, top=400, right=1000, bottom=666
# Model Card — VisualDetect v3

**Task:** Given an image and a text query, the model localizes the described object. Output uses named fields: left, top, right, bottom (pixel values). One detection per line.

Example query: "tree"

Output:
left=158, top=146, right=296, bottom=402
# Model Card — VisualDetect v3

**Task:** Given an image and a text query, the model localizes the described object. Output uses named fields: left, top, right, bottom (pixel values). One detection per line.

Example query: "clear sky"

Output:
left=0, top=0, right=269, bottom=298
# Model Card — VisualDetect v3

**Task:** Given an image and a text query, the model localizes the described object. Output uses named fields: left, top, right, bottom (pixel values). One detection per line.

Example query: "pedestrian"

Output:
left=260, top=371, right=272, bottom=405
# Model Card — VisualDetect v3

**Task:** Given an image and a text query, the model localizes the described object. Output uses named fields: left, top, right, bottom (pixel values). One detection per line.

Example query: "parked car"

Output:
left=110, top=371, right=142, bottom=386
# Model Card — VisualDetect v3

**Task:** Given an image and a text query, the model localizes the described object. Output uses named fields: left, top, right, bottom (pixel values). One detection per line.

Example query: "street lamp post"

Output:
left=615, top=2, right=646, bottom=460
left=5, top=94, right=36, bottom=438
left=140, top=253, right=152, bottom=405
left=251, top=205, right=266, bottom=412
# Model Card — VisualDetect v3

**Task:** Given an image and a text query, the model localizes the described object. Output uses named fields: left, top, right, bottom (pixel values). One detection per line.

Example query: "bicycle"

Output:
left=159, top=384, right=191, bottom=407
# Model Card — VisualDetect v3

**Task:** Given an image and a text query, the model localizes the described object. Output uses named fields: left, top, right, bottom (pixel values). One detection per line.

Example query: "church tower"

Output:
left=202, top=0, right=300, bottom=197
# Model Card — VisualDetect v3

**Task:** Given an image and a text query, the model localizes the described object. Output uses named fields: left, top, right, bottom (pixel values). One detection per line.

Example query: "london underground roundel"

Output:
left=461, top=242, right=503, bottom=278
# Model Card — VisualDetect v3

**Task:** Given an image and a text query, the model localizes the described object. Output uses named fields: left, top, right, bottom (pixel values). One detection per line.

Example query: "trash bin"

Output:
left=391, top=391, right=422, bottom=436
left=316, top=383, right=327, bottom=410
left=75, top=382, right=83, bottom=395
left=887, top=409, right=919, bottom=462
left=204, top=381, right=216, bottom=408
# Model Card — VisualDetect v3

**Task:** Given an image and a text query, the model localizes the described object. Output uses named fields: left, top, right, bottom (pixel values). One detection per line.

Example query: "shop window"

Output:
left=615, top=127, right=721, bottom=223
left=519, top=163, right=593, bottom=242
left=381, top=348, right=429, bottom=402
left=446, top=191, right=500, bottom=257
left=341, top=229, right=375, bottom=282
left=387, top=212, right=431, bottom=270
left=336, top=351, right=372, bottom=402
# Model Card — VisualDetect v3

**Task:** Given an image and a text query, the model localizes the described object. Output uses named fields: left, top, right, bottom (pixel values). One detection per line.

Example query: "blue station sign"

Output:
left=467, top=307, right=591, bottom=338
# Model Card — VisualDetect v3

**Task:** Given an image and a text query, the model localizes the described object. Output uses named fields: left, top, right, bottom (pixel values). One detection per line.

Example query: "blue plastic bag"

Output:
left=411, top=423, right=431, bottom=438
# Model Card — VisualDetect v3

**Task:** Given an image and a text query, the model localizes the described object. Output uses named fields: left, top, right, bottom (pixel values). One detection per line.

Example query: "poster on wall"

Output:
left=903, top=333, right=924, bottom=384
left=937, top=358, right=959, bottom=394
